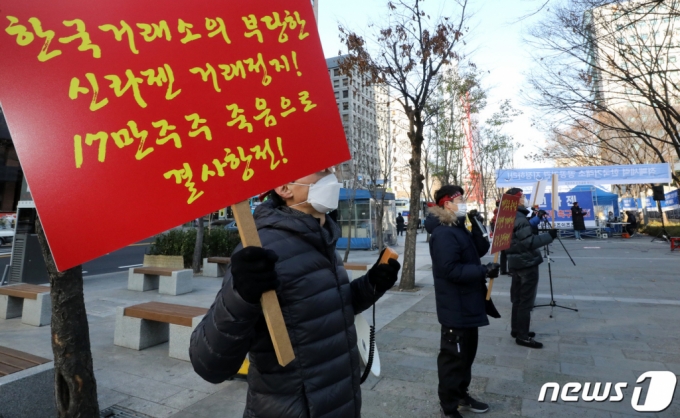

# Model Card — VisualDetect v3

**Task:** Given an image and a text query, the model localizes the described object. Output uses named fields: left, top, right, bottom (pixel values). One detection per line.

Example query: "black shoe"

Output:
left=440, top=407, right=463, bottom=418
left=511, top=331, right=535, bottom=338
left=516, top=337, right=543, bottom=349
left=459, top=395, right=489, bottom=413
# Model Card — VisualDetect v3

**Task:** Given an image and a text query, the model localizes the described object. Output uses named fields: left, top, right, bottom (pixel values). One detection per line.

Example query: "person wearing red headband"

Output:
left=504, top=188, right=557, bottom=349
left=425, top=185, right=501, bottom=418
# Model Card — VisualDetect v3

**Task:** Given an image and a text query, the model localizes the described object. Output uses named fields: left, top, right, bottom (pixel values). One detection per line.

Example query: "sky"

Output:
left=316, top=0, right=553, bottom=169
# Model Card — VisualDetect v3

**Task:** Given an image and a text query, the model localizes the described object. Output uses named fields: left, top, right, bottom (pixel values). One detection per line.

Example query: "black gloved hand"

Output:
left=484, top=262, right=500, bottom=279
left=468, top=209, right=483, bottom=222
left=231, top=246, right=280, bottom=304
left=368, top=250, right=401, bottom=293
left=548, top=229, right=558, bottom=239
left=538, top=210, right=547, bottom=218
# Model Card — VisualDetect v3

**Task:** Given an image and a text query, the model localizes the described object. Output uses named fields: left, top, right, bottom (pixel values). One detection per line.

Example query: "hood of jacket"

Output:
left=253, top=199, right=340, bottom=250
left=425, top=206, right=461, bottom=234
left=517, top=205, right=530, bottom=216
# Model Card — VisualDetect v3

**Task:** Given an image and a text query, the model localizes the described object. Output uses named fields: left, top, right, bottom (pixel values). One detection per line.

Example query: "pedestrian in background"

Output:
left=571, top=201, right=586, bottom=240
left=625, top=210, right=638, bottom=236
left=505, top=188, right=556, bottom=349
left=425, top=185, right=501, bottom=418
left=396, top=212, right=405, bottom=236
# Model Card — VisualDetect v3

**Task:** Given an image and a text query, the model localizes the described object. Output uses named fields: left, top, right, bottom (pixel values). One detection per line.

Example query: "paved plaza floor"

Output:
left=1, top=232, right=679, bottom=417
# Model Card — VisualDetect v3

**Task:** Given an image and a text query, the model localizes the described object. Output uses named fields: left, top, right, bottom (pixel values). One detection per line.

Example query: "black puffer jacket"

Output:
left=425, top=206, right=490, bottom=329
left=189, top=200, right=384, bottom=418
left=506, top=206, right=554, bottom=271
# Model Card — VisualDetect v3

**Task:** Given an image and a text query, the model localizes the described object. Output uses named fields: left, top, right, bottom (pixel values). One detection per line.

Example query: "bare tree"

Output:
left=339, top=0, right=470, bottom=290
left=470, top=100, right=522, bottom=217
left=424, top=67, right=484, bottom=197
left=36, top=219, right=99, bottom=417
left=527, top=0, right=680, bottom=184
left=192, top=216, right=204, bottom=273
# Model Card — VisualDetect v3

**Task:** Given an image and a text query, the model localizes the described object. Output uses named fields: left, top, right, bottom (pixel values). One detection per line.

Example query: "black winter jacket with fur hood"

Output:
left=425, top=206, right=490, bottom=329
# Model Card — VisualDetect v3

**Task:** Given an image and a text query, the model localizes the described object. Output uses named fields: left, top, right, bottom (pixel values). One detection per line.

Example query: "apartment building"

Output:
left=326, top=55, right=387, bottom=188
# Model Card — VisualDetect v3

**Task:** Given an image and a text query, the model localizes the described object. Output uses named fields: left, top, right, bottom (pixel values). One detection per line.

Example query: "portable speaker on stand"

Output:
left=650, top=185, right=670, bottom=243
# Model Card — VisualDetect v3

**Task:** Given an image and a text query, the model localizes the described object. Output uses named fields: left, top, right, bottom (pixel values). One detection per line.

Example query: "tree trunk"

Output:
left=36, top=219, right=100, bottom=418
left=375, top=198, right=384, bottom=250
left=400, top=117, right=425, bottom=291
left=192, top=216, right=204, bottom=273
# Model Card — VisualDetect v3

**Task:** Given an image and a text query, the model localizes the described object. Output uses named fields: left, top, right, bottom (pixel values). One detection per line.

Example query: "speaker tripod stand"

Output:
left=650, top=201, right=670, bottom=243
left=534, top=222, right=578, bottom=318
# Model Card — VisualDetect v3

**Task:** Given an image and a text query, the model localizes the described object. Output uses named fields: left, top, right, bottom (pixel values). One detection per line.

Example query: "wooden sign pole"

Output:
left=485, top=252, right=499, bottom=301
left=232, top=200, right=295, bottom=367
left=380, top=247, right=399, bottom=264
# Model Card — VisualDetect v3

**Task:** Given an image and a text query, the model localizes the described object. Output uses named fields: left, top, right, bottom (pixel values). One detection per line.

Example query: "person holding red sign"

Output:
left=425, top=185, right=501, bottom=418
left=504, top=188, right=557, bottom=349
left=189, top=168, right=401, bottom=418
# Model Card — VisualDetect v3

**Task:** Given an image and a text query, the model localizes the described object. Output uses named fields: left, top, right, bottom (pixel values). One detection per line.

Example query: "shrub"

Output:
left=204, top=227, right=241, bottom=258
left=640, top=224, right=680, bottom=238
left=148, top=227, right=241, bottom=268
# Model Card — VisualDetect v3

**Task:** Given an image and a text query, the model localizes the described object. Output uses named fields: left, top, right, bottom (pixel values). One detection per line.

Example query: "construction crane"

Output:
left=461, top=91, right=483, bottom=204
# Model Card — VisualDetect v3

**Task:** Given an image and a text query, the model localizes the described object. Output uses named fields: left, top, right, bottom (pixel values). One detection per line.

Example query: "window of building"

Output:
left=342, top=114, right=349, bottom=122
left=334, top=91, right=339, bottom=99
left=334, top=69, right=340, bottom=77
left=343, top=78, right=348, bottom=86
left=334, top=80, right=340, bottom=88
left=343, top=90, right=349, bottom=98
left=343, top=102, right=349, bottom=110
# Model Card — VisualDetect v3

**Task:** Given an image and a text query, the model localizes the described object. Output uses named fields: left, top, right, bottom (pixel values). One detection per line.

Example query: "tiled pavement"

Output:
left=1, top=233, right=679, bottom=417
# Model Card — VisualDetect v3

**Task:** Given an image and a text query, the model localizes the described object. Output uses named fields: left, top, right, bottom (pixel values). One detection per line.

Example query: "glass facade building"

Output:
left=0, top=108, right=22, bottom=214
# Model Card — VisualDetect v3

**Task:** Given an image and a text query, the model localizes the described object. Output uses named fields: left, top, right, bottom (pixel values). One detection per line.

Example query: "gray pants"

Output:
left=510, top=266, right=539, bottom=340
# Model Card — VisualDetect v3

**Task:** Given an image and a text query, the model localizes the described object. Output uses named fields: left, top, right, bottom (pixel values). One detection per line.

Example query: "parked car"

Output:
left=225, top=221, right=239, bottom=232
left=0, top=228, right=14, bottom=245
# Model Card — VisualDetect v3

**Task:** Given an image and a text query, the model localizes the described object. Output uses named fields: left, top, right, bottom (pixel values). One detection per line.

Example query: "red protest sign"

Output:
left=0, top=0, right=350, bottom=271
left=490, top=194, right=520, bottom=254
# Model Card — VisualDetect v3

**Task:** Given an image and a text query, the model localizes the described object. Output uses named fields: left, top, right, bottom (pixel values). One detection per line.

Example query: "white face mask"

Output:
left=289, top=173, right=341, bottom=213
left=454, top=203, right=468, bottom=218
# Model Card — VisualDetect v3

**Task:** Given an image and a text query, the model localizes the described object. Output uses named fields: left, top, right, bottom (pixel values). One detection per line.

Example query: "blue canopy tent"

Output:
left=569, top=185, right=620, bottom=218
left=337, top=188, right=396, bottom=250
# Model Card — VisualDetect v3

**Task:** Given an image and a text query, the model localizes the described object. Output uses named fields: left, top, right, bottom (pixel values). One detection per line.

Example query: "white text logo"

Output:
left=538, top=371, right=677, bottom=412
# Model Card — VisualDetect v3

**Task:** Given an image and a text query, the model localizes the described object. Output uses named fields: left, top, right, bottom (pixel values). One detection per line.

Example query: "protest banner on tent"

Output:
left=525, top=191, right=596, bottom=229
left=0, top=0, right=350, bottom=271
left=496, top=163, right=671, bottom=187
left=662, top=189, right=680, bottom=212
left=620, top=197, right=638, bottom=211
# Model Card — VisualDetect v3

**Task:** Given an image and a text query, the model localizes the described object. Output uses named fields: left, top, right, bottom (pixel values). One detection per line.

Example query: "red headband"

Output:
left=514, top=191, right=523, bottom=197
left=438, top=192, right=462, bottom=207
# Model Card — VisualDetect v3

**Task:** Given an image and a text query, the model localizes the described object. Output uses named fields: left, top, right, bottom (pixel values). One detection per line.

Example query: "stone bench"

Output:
left=344, top=263, right=369, bottom=281
left=0, top=345, right=55, bottom=418
left=128, top=267, right=193, bottom=295
left=0, top=284, right=51, bottom=326
left=202, top=256, right=231, bottom=278
left=114, top=302, right=207, bottom=361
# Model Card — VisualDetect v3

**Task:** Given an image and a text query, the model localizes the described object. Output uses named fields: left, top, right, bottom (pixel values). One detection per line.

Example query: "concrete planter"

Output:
left=0, top=362, right=55, bottom=418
